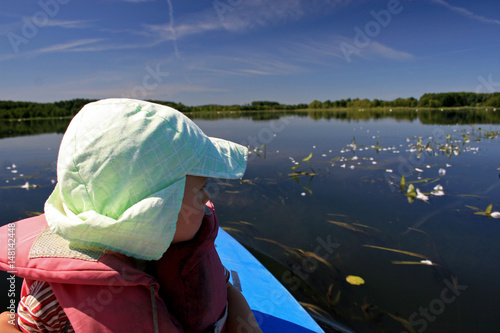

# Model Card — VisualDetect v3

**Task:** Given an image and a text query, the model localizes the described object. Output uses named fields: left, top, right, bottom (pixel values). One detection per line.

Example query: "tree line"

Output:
left=0, top=92, right=499, bottom=120
left=308, top=92, right=500, bottom=109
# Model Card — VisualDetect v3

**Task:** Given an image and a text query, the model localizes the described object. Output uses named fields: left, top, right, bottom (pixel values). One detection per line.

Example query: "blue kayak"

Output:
left=215, top=228, right=325, bottom=333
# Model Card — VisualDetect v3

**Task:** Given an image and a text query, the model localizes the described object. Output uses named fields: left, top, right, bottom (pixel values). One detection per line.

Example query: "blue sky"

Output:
left=1, top=0, right=499, bottom=105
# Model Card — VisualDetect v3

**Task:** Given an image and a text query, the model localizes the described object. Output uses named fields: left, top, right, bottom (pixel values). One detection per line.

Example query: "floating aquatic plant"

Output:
left=400, top=174, right=405, bottom=192
left=362, top=244, right=431, bottom=260
left=255, top=237, right=332, bottom=268
left=405, top=184, right=429, bottom=203
left=467, top=204, right=500, bottom=219
left=402, top=176, right=444, bottom=203
left=299, top=302, right=331, bottom=318
left=225, top=221, right=260, bottom=236
left=289, top=152, right=316, bottom=175
left=407, top=126, right=500, bottom=158
left=327, top=220, right=370, bottom=236
left=370, top=139, right=383, bottom=153
left=248, top=143, right=266, bottom=159
left=326, top=284, right=341, bottom=306
left=345, top=275, right=365, bottom=286
left=288, top=153, right=317, bottom=196
left=431, top=185, right=445, bottom=196
left=221, top=227, right=244, bottom=234
left=391, top=260, right=437, bottom=266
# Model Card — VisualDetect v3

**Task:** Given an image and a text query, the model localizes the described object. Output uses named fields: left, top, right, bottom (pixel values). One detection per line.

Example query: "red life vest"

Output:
left=0, top=202, right=227, bottom=333
left=156, top=201, right=228, bottom=332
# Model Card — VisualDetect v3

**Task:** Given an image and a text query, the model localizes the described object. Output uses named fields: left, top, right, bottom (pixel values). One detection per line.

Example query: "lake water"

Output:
left=1, top=109, right=500, bottom=332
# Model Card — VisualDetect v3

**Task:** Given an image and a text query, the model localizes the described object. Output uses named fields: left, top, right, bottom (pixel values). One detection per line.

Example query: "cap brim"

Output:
left=188, top=137, right=248, bottom=179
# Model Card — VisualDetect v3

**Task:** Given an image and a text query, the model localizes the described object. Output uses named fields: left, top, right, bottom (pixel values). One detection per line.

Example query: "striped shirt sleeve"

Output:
left=17, top=280, right=74, bottom=333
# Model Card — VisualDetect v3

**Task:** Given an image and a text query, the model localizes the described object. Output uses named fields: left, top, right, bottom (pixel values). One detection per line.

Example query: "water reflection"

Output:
left=1, top=112, right=500, bottom=333
left=2, top=108, right=500, bottom=139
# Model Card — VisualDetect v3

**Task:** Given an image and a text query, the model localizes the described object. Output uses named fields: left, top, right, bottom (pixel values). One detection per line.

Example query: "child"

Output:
left=0, top=99, right=262, bottom=332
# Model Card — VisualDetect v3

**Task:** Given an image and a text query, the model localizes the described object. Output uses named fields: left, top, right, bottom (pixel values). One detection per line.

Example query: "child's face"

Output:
left=172, top=175, right=210, bottom=243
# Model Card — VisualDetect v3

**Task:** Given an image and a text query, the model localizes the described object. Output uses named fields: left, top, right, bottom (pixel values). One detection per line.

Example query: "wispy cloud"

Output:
left=368, top=41, right=414, bottom=61
left=187, top=51, right=306, bottom=78
left=0, top=37, right=166, bottom=61
left=165, top=0, right=180, bottom=59
left=144, top=0, right=350, bottom=42
left=0, top=19, right=92, bottom=37
left=1, top=1, right=347, bottom=61
left=45, top=19, right=95, bottom=29
left=34, top=39, right=104, bottom=54
left=218, top=0, right=350, bottom=31
left=282, top=35, right=414, bottom=66
left=431, top=0, right=500, bottom=26
left=0, top=39, right=104, bottom=60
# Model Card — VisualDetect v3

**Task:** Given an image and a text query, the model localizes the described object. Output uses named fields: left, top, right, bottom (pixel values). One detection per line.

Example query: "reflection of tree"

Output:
left=418, top=108, right=500, bottom=124
left=0, top=118, right=71, bottom=138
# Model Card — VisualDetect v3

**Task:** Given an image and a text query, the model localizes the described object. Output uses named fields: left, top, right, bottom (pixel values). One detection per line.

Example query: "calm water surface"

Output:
left=1, top=110, right=500, bottom=332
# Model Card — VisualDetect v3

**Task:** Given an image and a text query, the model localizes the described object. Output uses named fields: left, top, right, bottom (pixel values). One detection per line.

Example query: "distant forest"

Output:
left=0, top=92, right=499, bottom=120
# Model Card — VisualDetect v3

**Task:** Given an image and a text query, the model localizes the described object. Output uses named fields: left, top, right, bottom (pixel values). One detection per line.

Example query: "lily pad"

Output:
left=346, top=275, right=365, bottom=285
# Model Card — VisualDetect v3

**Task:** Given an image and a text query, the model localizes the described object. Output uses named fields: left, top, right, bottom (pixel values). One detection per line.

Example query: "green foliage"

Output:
left=418, top=92, right=498, bottom=108
left=0, top=99, right=96, bottom=120
left=1, top=92, right=499, bottom=121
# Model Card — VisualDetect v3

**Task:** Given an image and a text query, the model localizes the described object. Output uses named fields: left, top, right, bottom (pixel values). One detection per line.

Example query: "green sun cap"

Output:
left=45, top=98, right=248, bottom=260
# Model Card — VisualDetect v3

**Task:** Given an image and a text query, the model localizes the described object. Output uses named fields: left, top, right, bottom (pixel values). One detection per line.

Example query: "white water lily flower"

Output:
left=386, top=169, right=393, bottom=173
left=420, top=260, right=433, bottom=265
left=438, top=168, right=446, bottom=176
left=431, top=185, right=445, bottom=196
left=491, top=212, right=500, bottom=219
left=415, top=168, right=423, bottom=173
left=416, top=188, right=429, bottom=202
